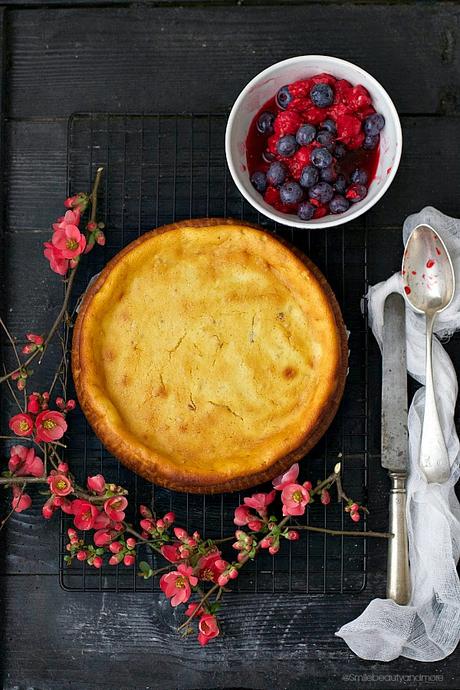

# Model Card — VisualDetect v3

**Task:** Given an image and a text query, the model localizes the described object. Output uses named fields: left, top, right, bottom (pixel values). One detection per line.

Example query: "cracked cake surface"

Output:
left=72, top=218, right=348, bottom=493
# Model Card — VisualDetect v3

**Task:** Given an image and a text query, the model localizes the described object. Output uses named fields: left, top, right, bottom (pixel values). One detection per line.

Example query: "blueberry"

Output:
left=250, top=171, right=267, bottom=194
left=297, top=201, right=315, bottom=221
left=277, top=85, right=293, bottom=110
left=320, top=118, right=337, bottom=135
left=334, top=142, right=347, bottom=159
left=316, top=130, right=335, bottom=152
left=309, top=182, right=334, bottom=204
left=363, top=113, right=385, bottom=136
left=296, top=124, right=316, bottom=146
left=299, top=164, right=319, bottom=189
left=266, top=161, right=287, bottom=187
left=257, top=111, right=275, bottom=135
left=351, top=168, right=368, bottom=185
left=346, top=183, right=368, bottom=203
left=263, top=149, right=276, bottom=163
left=320, top=165, right=336, bottom=183
left=279, top=181, right=303, bottom=206
left=329, top=195, right=350, bottom=214
left=334, top=174, right=347, bottom=195
left=310, top=83, right=334, bottom=108
left=363, top=134, right=379, bottom=150
left=276, top=134, right=298, bottom=158
left=310, top=147, right=333, bottom=169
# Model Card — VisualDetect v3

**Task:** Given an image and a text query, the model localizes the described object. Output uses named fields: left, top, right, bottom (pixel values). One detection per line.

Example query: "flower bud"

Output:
left=286, top=530, right=300, bottom=541
left=247, top=519, right=263, bottom=531
left=350, top=503, right=359, bottom=512
left=57, top=462, right=69, bottom=473
left=140, top=518, right=154, bottom=532
left=109, top=541, right=123, bottom=554
left=268, top=544, right=280, bottom=555
left=66, top=399, right=76, bottom=411
left=55, top=397, right=65, bottom=409
left=76, top=550, right=87, bottom=561
left=163, top=511, right=175, bottom=525
left=217, top=574, right=229, bottom=587
left=321, top=489, right=331, bottom=505
left=139, top=505, right=153, bottom=518
left=260, top=537, right=272, bottom=549
left=228, top=567, right=238, bottom=579
left=123, top=554, right=135, bottom=566
left=109, top=554, right=123, bottom=566
left=126, top=537, right=136, bottom=549
left=303, top=480, right=313, bottom=491
left=350, top=511, right=360, bottom=523
left=67, top=528, right=77, bottom=539
left=92, top=556, right=103, bottom=569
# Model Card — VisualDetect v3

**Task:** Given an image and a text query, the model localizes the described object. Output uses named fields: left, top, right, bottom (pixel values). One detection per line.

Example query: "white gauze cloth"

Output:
left=336, top=207, right=460, bottom=662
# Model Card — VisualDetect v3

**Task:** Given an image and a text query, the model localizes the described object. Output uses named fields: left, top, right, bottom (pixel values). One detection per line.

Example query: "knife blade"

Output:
left=382, top=292, right=411, bottom=605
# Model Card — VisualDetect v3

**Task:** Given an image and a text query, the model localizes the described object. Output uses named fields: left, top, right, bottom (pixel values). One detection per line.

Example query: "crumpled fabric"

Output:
left=336, top=207, right=460, bottom=661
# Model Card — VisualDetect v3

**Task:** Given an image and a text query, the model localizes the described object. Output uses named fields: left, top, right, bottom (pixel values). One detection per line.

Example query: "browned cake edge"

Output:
left=72, top=218, right=349, bottom=494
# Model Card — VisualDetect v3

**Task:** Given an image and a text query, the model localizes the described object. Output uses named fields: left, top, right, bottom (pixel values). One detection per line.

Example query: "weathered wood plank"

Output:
left=1, top=575, right=458, bottom=690
left=7, top=4, right=460, bottom=119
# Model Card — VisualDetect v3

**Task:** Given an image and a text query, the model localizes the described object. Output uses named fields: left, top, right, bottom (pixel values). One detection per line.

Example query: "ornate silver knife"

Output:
left=382, top=292, right=411, bottom=605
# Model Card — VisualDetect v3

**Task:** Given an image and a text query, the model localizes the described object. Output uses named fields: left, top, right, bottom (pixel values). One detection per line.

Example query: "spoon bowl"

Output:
left=402, top=223, right=455, bottom=484
left=402, top=224, right=455, bottom=315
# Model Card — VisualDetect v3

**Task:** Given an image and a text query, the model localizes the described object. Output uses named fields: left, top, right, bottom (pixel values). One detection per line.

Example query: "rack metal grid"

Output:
left=60, top=113, right=369, bottom=594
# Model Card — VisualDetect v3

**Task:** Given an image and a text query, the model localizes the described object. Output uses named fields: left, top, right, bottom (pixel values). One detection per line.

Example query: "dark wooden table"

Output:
left=1, top=2, right=459, bottom=688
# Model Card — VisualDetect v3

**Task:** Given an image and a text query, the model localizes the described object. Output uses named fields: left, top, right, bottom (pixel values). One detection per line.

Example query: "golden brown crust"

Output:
left=72, top=218, right=348, bottom=494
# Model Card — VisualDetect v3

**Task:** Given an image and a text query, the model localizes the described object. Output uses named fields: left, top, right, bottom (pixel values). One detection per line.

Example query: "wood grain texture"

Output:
left=6, top=4, right=460, bottom=118
left=1, top=575, right=457, bottom=690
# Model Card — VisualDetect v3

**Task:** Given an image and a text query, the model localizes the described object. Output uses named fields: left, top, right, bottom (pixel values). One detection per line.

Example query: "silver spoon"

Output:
left=402, top=223, right=455, bottom=483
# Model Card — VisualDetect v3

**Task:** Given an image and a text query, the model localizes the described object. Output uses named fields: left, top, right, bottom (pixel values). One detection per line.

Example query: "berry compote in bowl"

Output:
left=226, top=55, right=402, bottom=228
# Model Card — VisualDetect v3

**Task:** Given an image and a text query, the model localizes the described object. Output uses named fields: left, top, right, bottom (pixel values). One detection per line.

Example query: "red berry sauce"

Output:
left=246, top=73, right=382, bottom=220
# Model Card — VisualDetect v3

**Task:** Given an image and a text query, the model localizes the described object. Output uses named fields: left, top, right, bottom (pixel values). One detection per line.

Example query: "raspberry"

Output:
left=302, top=106, right=325, bottom=126
left=348, top=84, right=372, bottom=112
left=287, top=97, right=311, bottom=113
left=289, top=79, right=312, bottom=98
left=313, top=204, right=328, bottom=219
left=288, top=145, right=314, bottom=180
left=335, top=113, right=362, bottom=147
left=273, top=110, right=303, bottom=137
left=310, top=72, right=337, bottom=86
left=334, top=79, right=353, bottom=104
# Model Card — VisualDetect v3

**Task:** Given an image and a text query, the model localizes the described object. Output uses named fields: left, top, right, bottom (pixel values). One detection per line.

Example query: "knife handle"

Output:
left=387, top=472, right=411, bottom=605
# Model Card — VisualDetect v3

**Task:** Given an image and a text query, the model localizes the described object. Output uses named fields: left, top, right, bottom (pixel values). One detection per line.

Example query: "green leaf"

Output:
left=138, top=561, right=153, bottom=579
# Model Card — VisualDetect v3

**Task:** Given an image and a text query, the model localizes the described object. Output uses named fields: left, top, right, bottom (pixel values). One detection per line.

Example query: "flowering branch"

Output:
left=0, top=173, right=390, bottom=646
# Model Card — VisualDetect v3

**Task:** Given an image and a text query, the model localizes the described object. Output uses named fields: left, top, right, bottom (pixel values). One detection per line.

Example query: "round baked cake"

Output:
left=72, top=218, right=348, bottom=493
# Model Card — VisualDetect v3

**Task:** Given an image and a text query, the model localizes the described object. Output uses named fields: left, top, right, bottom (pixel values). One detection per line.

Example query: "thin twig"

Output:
left=294, top=525, right=392, bottom=539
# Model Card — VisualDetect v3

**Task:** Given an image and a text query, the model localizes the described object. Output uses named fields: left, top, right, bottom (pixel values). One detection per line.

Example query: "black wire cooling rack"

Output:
left=60, top=113, right=369, bottom=594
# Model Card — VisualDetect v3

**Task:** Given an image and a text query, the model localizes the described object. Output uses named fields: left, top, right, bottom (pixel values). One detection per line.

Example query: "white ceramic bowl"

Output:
left=225, top=55, right=402, bottom=229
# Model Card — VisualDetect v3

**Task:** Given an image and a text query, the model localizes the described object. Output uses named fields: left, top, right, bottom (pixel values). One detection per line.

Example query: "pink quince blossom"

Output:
left=94, top=529, right=118, bottom=547
left=35, top=410, right=67, bottom=442
left=198, top=614, right=220, bottom=646
left=93, top=511, right=111, bottom=529
left=281, top=483, right=310, bottom=517
left=52, top=224, right=86, bottom=259
left=11, top=485, right=32, bottom=513
left=104, top=496, right=128, bottom=522
left=160, top=564, right=198, bottom=607
left=9, top=413, right=34, bottom=437
left=42, top=496, right=56, bottom=519
left=87, top=474, right=106, bottom=494
left=243, top=490, right=276, bottom=516
left=72, top=499, right=99, bottom=530
left=161, top=544, right=182, bottom=563
left=44, top=241, right=69, bottom=275
left=8, top=445, right=44, bottom=477
left=198, top=551, right=227, bottom=583
left=47, top=472, right=73, bottom=497
left=272, top=463, right=300, bottom=490
left=53, top=208, right=81, bottom=230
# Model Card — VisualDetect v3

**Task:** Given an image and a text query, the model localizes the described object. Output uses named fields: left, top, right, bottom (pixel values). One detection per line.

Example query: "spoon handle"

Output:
left=419, top=313, right=451, bottom=483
